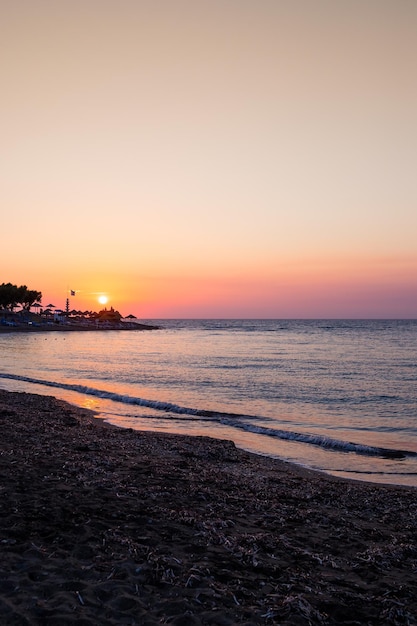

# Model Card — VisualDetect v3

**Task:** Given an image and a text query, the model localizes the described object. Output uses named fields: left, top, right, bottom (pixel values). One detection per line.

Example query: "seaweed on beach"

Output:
left=1, top=389, right=417, bottom=625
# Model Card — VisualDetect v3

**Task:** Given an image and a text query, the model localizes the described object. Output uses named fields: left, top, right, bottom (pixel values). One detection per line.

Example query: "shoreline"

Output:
left=0, top=322, right=159, bottom=333
left=1, top=389, right=417, bottom=624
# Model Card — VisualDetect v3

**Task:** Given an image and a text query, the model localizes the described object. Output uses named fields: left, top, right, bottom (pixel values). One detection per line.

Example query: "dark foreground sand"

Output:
left=1, top=390, right=417, bottom=625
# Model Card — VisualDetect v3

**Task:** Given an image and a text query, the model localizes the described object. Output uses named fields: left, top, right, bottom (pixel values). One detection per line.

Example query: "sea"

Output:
left=1, top=319, right=416, bottom=487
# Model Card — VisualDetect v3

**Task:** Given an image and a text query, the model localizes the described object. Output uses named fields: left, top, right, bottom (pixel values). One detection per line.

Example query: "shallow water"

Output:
left=1, top=319, right=416, bottom=486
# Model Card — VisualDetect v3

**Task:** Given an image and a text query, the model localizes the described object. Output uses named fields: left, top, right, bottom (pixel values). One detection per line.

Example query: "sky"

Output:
left=1, top=0, right=416, bottom=318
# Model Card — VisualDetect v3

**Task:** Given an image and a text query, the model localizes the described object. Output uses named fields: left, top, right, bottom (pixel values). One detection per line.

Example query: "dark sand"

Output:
left=1, top=389, right=417, bottom=625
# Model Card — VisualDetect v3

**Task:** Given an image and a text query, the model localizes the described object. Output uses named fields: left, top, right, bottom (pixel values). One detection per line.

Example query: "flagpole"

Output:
left=66, top=288, right=76, bottom=316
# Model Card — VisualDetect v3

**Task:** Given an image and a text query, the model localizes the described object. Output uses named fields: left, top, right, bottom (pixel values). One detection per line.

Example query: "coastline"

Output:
left=1, top=389, right=417, bottom=624
left=0, top=321, right=159, bottom=332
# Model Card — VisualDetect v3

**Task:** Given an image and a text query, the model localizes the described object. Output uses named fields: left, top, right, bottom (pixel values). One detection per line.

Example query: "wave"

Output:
left=0, top=373, right=204, bottom=416
left=328, top=468, right=417, bottom=476
left=230, top=422, right=413, bottom=460
left=1, top=372, right=415, bottom=461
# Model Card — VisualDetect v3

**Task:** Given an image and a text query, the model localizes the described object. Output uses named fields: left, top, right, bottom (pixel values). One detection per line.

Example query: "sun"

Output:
left=98, top=295, right=108, bottom=305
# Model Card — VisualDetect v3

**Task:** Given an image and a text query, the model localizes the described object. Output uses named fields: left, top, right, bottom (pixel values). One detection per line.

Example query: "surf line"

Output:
left=1, top=372, right=415, bottom=460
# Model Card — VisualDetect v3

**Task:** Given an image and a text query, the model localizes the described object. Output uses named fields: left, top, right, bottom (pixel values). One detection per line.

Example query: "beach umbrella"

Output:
left=126, top=314, right=137, bottom=319
left=46, top=303, right=56, bottom=309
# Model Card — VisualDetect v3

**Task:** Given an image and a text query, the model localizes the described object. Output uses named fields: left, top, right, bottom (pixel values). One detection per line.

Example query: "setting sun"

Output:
left=98, top=295, right=108, bottom=305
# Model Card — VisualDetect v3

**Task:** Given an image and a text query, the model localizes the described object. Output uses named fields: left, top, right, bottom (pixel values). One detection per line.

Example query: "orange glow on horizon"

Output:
left=6, top=249, right=416, bottom=319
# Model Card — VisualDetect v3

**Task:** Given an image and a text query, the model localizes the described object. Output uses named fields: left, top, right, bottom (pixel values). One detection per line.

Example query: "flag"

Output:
left=70, top=290, right=76, bottom=296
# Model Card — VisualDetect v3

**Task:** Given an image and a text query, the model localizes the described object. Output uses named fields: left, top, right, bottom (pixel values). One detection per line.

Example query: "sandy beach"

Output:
left=1, top=389, right=417, bottom=625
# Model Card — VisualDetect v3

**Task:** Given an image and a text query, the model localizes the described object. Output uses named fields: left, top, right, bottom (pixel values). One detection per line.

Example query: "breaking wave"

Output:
left=1, top=372, right=415, bottom=461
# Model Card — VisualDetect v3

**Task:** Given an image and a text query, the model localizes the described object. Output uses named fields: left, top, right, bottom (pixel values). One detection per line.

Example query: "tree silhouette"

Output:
left=0, top=283, right=42, bottom=311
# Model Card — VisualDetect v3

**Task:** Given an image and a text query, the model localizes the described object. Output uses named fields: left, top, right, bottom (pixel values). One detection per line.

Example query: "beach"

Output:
left=1, top=390, right=417, bottom=624
left=0, top=319, right=159, bottom=333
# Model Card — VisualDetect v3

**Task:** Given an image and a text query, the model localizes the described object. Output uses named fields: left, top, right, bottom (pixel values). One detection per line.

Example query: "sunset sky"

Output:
left=2, top=0, right=416, bottom=318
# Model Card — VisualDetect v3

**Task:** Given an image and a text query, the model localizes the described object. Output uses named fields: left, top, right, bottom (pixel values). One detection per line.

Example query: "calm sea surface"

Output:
left=1, top=319, right=416, bottom=486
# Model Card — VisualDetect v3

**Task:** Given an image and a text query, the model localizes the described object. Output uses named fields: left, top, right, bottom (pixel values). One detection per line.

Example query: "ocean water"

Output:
left=1, top=319, right=416, bottom=487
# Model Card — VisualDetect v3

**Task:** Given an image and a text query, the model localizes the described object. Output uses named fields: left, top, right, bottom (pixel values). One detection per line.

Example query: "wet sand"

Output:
left=1, top=389, right=417, bottom=625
